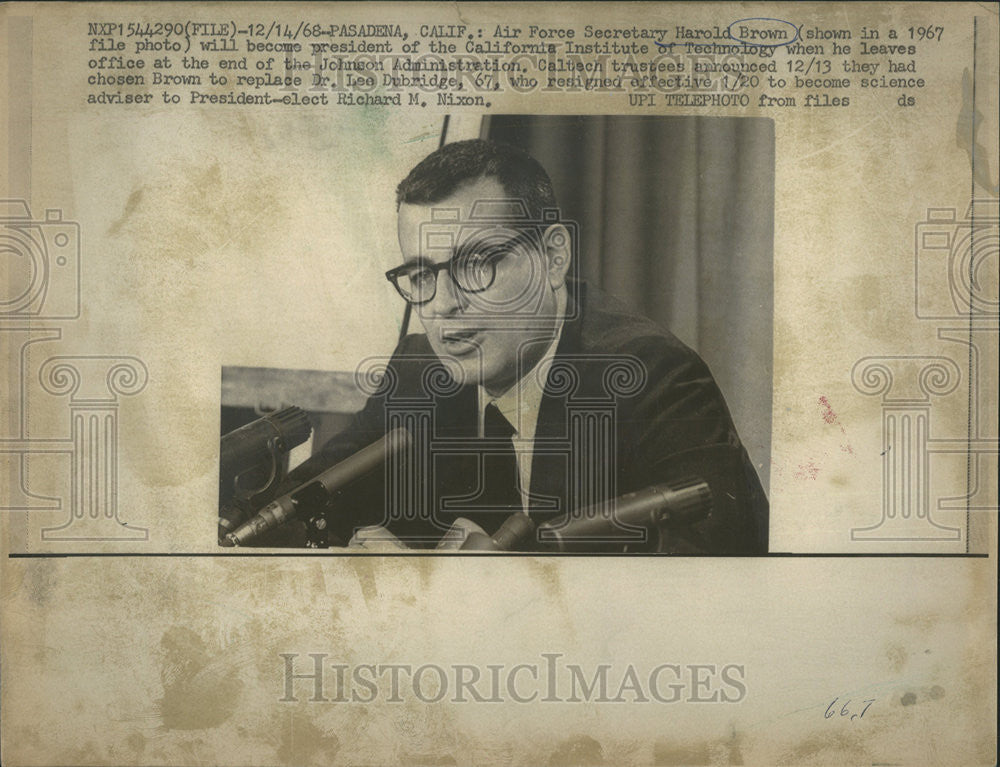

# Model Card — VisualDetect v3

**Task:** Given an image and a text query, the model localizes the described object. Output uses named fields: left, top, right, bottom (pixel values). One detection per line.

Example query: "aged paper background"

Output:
left=2, top=2, right=997, bottom=765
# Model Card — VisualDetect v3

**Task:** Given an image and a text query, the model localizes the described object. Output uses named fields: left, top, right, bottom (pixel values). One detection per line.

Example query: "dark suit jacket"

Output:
left=283, top=281, right=768, bottom=553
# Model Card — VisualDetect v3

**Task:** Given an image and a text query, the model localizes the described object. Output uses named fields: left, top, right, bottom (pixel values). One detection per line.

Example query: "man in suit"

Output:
left=284, top=139, right=767, bottom=553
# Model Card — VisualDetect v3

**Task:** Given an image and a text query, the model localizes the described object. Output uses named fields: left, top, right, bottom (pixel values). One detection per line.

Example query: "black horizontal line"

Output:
left=7, top=552, right=990, bottom=559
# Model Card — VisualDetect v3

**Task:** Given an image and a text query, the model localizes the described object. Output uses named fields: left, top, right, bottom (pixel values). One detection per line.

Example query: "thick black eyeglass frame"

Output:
left=385, top=231, right=537, bottom=306
left=384, top=253, right=495, bottom=306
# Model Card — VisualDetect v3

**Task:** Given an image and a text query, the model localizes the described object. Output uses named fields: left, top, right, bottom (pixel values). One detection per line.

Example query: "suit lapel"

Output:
left=528, top=284, right=585, bottom=524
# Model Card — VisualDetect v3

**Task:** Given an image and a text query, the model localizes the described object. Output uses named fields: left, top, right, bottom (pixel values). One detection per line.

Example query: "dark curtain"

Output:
left=486, top=116, right=773, bottom=490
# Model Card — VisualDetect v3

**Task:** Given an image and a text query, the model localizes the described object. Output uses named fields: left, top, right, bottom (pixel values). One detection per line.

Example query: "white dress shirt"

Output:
left=476, top=321, right=564, bottom=513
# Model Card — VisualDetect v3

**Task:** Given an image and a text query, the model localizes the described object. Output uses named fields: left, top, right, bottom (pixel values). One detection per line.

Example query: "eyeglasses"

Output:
left=385, top=231, right=536, bottom=306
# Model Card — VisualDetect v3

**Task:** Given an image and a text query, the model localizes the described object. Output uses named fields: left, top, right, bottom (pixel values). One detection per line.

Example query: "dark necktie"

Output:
left=474, top=403, right=523, bottom=534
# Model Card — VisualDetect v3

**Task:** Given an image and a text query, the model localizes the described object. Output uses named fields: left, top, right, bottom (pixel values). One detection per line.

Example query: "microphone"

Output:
left=536, top=479, right=712, bottom=552
left=219, top=406, right=312, bottom=500
left=534, top=443, right=759, bottom=553
left=458, top=513, right=536, bottom=551
left=222, top=427, right=412, bottom=547
left=218, top=406, right=312, bottom=543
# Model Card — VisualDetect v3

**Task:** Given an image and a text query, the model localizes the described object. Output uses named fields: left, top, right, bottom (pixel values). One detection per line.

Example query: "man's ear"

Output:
left=543, top=223, right=572, bottom=289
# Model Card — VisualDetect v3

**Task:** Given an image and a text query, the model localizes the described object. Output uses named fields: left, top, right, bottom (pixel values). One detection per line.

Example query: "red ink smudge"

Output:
left=794, top=461, right=820, bottom=480
left=819, top=396, right=837, bottom=424
left=819, top=396, right=855, bottom=456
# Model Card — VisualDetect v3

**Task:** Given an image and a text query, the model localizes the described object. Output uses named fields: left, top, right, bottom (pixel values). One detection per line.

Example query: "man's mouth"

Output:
left=439, top=329, right=482, bottom=354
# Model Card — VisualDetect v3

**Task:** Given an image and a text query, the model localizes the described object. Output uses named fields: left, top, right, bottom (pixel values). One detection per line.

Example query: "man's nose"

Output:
left=426, top=269, right=467, bottom=316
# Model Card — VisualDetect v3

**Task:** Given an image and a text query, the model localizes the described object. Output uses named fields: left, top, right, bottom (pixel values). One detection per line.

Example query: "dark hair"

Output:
left=395, top=139, right=558, bottom=220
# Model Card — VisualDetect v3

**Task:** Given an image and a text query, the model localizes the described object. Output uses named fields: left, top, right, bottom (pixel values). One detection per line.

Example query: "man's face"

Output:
left=396, top=177, right=569, bottom=396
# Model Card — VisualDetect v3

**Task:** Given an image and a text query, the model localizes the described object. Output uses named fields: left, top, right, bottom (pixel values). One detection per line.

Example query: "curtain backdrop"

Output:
left=486, top=116, right=773, bottom=490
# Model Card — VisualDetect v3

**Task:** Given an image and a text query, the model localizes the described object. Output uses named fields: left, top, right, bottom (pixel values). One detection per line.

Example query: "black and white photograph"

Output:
left=2, top=3, right=996, bottom=765
left=219, top=116, right=774, bottom=553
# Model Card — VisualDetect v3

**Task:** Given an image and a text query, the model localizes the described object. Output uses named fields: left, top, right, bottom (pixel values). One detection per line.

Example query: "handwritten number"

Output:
left=827, top=696, right=876, bottom=721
